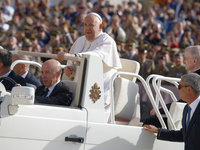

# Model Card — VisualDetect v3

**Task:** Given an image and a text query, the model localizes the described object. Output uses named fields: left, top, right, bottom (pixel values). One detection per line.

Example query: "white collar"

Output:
left=190, top=96, right=200, bottom=110
left=21, top=71, right=29, bottom=79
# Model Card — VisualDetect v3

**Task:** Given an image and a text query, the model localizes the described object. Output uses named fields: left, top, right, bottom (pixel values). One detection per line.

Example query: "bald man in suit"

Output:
left=35, top=59, right=72, bottom=106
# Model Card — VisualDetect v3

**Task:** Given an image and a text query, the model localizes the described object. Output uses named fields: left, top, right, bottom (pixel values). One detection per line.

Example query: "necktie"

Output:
left=186, top=106, right=191, bottom=131
left=42, top=88, right=49, bottom=97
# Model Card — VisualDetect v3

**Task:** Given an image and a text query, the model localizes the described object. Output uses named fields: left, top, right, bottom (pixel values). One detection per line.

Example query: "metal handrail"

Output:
left=151, top=76, right=180, bottom=130
left=11, top=60, right=42, bottom=70
left=146, top=74, right=179, bottom=106
left=109, top=72, right=166, bottom=128
left=10, top=50, right=81, bottom=62
left=11, top=60, right=67, bottom=70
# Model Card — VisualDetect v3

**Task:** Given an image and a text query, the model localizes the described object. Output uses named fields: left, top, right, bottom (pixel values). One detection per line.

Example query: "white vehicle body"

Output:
left=0, top=51, right=184, bottom=150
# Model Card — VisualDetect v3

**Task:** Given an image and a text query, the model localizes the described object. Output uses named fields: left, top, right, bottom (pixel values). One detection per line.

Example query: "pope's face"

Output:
left=84, top=15, right=102, bottom=41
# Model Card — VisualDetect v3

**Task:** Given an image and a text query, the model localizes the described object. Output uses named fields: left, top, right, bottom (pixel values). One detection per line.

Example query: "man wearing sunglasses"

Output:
left=144, top=73, right=200, bottom=150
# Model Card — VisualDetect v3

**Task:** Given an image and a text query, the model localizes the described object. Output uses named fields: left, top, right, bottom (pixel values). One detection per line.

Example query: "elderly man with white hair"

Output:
left=58, top=12, right=122, bottom=122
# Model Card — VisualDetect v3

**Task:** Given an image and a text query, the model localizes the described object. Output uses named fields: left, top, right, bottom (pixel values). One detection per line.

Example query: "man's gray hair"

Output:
left=17, top=54, right=30, bottom=70
left=86, top=12, right=102, bottom=24
left=182, top=73, right=200, bottom=95
left=185, top=46, right=200, bottom=63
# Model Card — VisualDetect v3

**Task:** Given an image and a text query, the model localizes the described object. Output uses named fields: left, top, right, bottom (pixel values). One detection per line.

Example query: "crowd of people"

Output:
left=0, top=4, right=122, bottom=122
left=1, top=0, right=200, bottom=80
left=1, top=1, right=200, bottom=148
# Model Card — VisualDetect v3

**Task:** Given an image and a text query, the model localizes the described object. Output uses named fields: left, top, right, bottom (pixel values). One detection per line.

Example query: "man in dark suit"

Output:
left=35, top=59, right=72, bottom=106
left=143, top=45, right=200, bottom=128
left=144, top=73, right=200, bottom=150
left=0, top=48, right=26, bottom=91
left=12, top=54, right=41, bottom=88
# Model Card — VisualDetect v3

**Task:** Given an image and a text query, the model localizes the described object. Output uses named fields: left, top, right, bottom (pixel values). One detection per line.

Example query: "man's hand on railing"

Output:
left=57, top=52, right=74, bottom=62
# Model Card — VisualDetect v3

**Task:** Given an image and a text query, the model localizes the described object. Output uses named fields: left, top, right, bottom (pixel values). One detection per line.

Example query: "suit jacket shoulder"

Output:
left=9, top=71, right=26, bottom=85
left=2, top=70, right=26, bottom=91
left=49, top=81, right=71, bottom=96
left=194, top=69, right=200, bottom=75
left=25, top=72, right=41, bottom=87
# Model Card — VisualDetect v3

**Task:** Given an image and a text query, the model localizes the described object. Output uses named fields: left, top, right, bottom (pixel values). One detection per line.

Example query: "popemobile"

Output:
left=0, top=50, right=184, bottom=150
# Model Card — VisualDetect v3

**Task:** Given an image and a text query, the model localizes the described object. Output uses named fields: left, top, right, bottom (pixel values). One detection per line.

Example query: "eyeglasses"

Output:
left=178, top=84, right=190, bottom=90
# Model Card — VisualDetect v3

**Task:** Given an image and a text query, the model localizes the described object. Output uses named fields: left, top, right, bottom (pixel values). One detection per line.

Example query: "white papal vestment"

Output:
left=67, top=32, right=122, bottom=122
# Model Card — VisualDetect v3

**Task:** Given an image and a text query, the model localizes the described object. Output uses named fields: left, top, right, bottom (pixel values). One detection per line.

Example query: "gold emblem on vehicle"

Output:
left=90, top=83, right=101, bottom=103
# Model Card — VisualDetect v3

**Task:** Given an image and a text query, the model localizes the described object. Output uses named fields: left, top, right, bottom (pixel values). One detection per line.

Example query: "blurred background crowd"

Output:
left=0, top=0, right=199, bottom=80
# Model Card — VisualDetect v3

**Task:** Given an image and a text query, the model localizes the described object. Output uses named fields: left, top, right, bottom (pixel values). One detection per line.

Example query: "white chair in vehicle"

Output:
left=62, top=80, right=77, bottom=106
left=168, top=101, right=186, bottom=130
left=114, top=77, right=141, bottom=126
left=117, top=58, right=140, bottom=82
left=113, top=59, right=141, bottom=125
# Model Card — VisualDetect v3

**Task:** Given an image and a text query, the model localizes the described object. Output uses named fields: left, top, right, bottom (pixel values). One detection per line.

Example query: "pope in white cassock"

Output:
left=57, top=12, right=122, bottom=122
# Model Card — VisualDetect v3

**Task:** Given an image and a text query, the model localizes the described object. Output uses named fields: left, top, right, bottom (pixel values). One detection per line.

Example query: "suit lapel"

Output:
left=186, top=102, right=200, bottom=137
left=25, top=72, right=31, bottom=80
left=49, top=82, right=61, bottom=96
left=36, top=86, right=45, bottom=96
left=2, top=71, right=14, bottom=90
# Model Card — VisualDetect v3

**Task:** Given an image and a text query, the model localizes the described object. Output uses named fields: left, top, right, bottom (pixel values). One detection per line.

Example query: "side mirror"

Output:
left=11, top=86, right=35, bottom=105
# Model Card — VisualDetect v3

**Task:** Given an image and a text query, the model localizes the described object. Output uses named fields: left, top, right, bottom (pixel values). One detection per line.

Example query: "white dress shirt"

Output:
left=188, top=96, right=200, bottom=121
